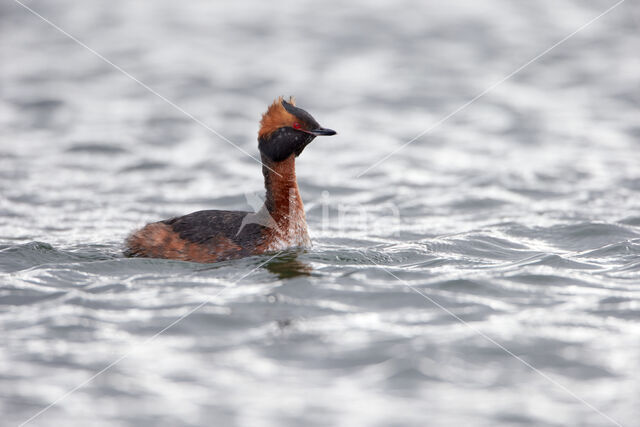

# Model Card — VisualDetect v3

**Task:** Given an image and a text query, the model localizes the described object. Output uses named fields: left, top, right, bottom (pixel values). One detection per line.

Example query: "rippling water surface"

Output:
left=1, top=1, right=640, bottom=426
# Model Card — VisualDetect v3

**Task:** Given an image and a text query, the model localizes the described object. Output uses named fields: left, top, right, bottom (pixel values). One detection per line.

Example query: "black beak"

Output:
left=309, top=127, right=337, bottom=136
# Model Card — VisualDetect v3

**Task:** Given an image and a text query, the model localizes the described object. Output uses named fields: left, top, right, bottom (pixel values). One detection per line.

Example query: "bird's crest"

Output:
left=258, top=96, right=297, bottom=139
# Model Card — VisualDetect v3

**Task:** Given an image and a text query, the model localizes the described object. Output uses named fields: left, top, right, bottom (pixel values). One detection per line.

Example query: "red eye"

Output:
left=292, top=122, right=301, bottom=129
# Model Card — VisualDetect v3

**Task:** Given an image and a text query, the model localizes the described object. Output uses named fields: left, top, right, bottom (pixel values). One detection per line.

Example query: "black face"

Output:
left=259, top=100, right=336, bottom=163
left=259, top=126, right=315, bottom=162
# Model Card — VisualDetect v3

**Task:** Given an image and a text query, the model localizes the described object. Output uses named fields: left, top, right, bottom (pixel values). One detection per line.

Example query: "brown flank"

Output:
left=126, top=222, right=244, bottom=263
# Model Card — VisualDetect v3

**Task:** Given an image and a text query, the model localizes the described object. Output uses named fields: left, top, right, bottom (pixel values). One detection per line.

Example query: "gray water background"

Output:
left=1, top=0, right=640, bottom=426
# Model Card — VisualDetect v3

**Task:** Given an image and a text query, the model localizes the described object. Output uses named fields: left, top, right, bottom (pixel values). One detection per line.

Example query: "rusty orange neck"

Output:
left=262, top=154, right=304, bottom=222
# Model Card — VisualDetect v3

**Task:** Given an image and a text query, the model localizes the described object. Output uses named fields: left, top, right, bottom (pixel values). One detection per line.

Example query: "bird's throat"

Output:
left=262, top=154, right=304, bottom=221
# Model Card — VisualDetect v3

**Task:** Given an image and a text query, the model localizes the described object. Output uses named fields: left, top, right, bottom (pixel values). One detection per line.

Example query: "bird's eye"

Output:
left=292, top=122, right=301, bottom=130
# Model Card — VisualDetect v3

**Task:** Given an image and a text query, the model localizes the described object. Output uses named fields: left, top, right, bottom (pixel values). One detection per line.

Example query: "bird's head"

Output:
left=258, top=97, right=336, bottom=163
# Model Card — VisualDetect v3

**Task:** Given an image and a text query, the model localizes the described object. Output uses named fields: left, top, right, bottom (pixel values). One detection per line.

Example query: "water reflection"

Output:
left=264, top=251, right=312, bottom=279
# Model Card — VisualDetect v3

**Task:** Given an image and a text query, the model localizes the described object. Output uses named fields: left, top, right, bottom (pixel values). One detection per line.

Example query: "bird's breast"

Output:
left=263, top=196, right=311, bottom=251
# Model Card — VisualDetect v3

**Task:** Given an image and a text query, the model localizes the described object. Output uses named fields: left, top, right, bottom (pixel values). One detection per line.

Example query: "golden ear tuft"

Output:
left=258, top=96, right=297, bottom=139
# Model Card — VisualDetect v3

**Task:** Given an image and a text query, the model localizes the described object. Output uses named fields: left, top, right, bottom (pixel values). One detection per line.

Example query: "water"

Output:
left=1, top=0, right=640, bottom=426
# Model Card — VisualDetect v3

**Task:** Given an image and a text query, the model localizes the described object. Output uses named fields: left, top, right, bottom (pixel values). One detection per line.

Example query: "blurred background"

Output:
left=1, top=0, right=639, bottom=426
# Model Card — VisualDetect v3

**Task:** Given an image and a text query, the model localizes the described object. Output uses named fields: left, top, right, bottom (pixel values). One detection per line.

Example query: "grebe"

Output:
left=124, top=97, right=336, bottom=263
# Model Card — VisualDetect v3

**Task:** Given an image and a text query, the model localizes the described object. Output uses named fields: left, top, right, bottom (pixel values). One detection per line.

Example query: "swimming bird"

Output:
left=124, top=97, right=336, bottom=263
